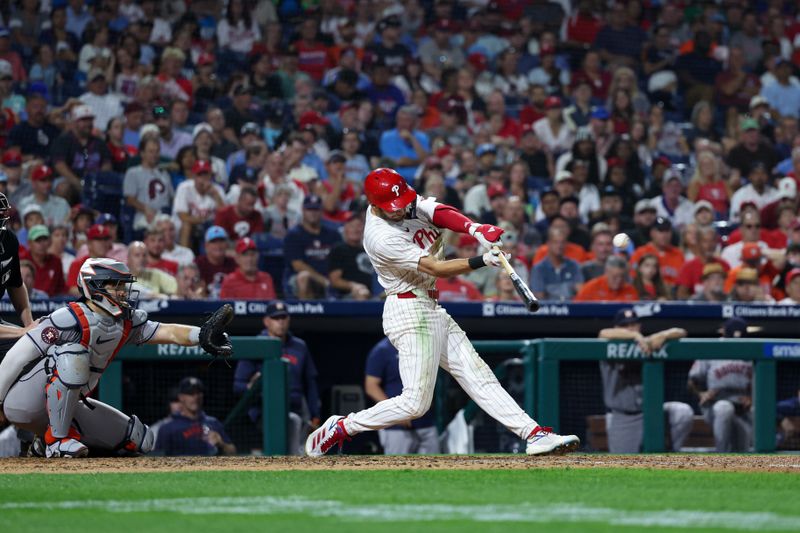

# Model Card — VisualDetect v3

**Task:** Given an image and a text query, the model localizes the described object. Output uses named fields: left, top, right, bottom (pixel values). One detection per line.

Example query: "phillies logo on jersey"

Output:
left=149, top=179, right=166, bottom=200
left=412, top=228, right=440, bottom=249
left=41, top=326, right=59, bottom=344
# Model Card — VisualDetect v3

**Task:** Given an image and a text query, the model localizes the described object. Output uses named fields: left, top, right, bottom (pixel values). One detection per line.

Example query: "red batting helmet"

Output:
left=364, top=168, right=417, bottom=211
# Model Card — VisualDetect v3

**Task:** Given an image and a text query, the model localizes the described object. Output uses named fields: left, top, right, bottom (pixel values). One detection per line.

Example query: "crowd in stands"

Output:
left=1, top=0, right=800, bottom=303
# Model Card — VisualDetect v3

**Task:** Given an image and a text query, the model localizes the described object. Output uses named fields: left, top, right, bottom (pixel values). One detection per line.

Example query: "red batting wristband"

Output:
left=432, top=204, right=473, bottom=233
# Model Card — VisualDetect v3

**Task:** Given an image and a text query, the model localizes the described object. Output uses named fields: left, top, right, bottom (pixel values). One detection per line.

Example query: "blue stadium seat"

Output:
left=119, top=204, right=139, bottom=244
left=82, top=171, right=124, bottom=222
left=253, top=233, right=286, bottom=299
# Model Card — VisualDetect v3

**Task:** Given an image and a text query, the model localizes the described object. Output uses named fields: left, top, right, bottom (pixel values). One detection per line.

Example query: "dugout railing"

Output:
left=98, top=337, right=288, bottom=455
left=472, top=338, right=795, bottom=453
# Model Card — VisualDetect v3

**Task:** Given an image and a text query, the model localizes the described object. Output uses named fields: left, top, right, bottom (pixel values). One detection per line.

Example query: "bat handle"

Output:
left=492, top=245, right=515, bottom=275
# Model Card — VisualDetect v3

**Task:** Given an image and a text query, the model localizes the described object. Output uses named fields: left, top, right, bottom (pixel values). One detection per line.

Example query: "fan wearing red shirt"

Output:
left=143, top=227, right=179, bottom=276
left=320, top=151, right=357, bottom=223
left=219, top=237, right=276, bottom=300
left=293, top=19, right=330, bottom=82
left=21, top=225, right=65, bottom=296
left=66, top=224, right=113, bottom=295
left=485, top=90, right=521, bottom=142
left=519, top=85, right=547, bottom=128
left=565, top=1, right=603, bottom=46
left=435, top=275, right=484, bottom=302
left=675, top=226, right=730, bottom=300
left=725, top=201, right=787, bottom=249
left=214, top=188, right=265, bottom=239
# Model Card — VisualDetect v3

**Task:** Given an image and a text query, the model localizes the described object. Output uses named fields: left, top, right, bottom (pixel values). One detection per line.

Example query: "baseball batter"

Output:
left=306, top=168, right=579, bottom=457
left=0, top=258, right=234, bottom=458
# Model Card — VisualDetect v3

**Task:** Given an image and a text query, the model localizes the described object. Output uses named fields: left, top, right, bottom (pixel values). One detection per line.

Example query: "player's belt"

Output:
left=397, top=290, right=439, bottom=300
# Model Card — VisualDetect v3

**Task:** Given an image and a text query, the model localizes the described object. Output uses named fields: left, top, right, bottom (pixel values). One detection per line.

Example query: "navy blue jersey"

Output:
left=283, top=224, right=341, bottom=282
left=365, top=338, right=435, bottom=430
left=153, top=412, right=231, bottom=456
left=233, top=331, right=320, bottom=421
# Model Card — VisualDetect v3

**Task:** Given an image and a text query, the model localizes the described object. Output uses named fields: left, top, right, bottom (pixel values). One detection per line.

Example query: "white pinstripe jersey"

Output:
left=364, top=196, right=445, bottom=295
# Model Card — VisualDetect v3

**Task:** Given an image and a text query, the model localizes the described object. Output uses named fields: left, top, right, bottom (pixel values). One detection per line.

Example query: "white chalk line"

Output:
left=2, top=496, right=800, bottom=530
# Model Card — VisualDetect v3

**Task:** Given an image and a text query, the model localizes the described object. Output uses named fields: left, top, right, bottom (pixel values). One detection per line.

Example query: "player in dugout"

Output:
left=599, top=308, right=693, bottom=453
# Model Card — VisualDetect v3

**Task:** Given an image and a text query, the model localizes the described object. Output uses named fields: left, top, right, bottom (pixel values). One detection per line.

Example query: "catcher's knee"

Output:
left=118, top=415, right=154, bottom=455
left=53, top=343, right=90, bottom=388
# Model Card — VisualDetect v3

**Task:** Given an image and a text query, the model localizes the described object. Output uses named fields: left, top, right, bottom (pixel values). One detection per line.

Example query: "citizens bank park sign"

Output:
left=3, top=300, right=800, bottom=321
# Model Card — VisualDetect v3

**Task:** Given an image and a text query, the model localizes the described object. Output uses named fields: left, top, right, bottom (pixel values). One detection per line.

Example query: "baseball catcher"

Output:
left=0, top=258, right=234, bottom=458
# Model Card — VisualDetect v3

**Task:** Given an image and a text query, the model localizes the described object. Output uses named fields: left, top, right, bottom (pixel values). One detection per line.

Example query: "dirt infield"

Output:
left=1, top=454, right=799, bottom=475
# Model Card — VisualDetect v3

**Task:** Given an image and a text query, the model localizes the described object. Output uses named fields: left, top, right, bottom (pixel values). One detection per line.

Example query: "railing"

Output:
left=97, top=336, right=795, bottom=454
left=98, top=336, right=288, bottom=455
left=470, top=338, right=796, bottom=453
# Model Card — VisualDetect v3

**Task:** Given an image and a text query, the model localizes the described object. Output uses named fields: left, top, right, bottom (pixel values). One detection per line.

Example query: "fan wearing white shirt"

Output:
left=172, top=160, right=226, bottom=247
left=651, top=169, right=694, bottom=229
left=532, top=96, right=575, bottom=156
left=79, top=69, right=123, bottom=132
left=729, top=162, right=778, bottom=223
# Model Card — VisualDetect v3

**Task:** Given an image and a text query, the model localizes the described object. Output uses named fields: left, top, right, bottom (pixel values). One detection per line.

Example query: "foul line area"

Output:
left=2, top=496, right=800, bottom=530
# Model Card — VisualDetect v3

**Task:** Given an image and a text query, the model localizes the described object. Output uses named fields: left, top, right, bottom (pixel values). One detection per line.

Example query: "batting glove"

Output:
left=468, top=223, right=504, bottom=250
left=482, top=248, right=509, bottom=268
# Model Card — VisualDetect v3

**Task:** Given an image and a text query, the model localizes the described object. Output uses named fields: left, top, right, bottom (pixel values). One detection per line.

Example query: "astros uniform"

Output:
left=341, top=196, right=539, bottom=440
left=688, top=360, right=753, bottom=452
left=599, top=360, right=694, bottom=453
left=0, top=301, right=159, bottom=450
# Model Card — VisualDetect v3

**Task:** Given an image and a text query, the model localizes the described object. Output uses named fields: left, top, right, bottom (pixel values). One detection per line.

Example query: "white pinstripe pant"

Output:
left=345, top=294, right=538, bottom=440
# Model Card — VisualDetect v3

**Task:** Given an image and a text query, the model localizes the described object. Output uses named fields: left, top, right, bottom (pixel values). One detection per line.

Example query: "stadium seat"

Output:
left=82, top=171, right=124, bottom=221
left=119, top=204, right=138, bottom=243
left=253, top=233, right=286, bottom=299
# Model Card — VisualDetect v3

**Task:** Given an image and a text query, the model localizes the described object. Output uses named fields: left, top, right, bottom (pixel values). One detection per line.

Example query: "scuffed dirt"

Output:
left=1, top=454, right=799, bottom=475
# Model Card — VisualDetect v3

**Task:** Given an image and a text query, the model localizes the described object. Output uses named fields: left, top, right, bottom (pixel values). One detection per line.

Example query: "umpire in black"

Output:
left=0, top=192, right=34, bottom=345
left=0, top=191, right=35, bottom=449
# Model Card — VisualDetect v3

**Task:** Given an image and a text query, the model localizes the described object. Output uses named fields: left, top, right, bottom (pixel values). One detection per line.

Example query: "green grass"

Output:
left=1, top=468, right=799, bottom=532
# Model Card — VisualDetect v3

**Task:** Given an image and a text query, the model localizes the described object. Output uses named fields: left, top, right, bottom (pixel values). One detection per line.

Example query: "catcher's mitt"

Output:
left=199, top=304, right=234, bottom=357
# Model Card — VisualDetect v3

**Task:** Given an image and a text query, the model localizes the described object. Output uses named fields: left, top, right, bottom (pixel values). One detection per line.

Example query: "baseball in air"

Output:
left=613, top=233, right=631, bottom=249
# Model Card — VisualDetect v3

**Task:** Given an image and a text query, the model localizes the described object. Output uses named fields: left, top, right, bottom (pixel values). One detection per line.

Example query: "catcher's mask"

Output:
left=0, top=193, right=11, bottom=230
left=77, top=258, right=139, bottom=320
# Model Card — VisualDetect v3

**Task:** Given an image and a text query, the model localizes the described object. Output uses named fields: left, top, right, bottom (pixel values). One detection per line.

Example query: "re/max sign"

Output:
left=156, top=345, right=207, bottom=356
left=606, top=343, right=668, bottom=359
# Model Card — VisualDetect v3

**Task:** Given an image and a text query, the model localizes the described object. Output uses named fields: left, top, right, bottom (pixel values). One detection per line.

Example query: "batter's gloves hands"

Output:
left=482, top=248, right=510, bottom=268
left=200, top=304, right=234, bottom=358
left=468, top=223, right=504, bottom=250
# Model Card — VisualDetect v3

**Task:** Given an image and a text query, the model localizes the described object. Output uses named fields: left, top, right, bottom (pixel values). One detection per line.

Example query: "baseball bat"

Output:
left=493, top=246, right=540, bottom=312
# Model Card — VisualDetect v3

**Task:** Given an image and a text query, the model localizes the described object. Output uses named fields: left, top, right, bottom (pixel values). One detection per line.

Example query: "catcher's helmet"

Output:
left=77, top=258, right=138, bottom=320
left=0, top=193, right=11, bottom=230
left=364, top=168, right=416, bottom=212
